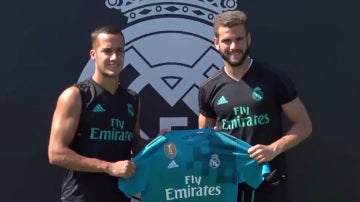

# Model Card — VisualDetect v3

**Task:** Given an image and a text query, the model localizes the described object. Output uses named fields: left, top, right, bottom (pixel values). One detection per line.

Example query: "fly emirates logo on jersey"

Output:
left=221, top=106, right=270, bottom=130
left=164, top=175, right=221, bottom=200
left=89, top=118, right=133, bottom=141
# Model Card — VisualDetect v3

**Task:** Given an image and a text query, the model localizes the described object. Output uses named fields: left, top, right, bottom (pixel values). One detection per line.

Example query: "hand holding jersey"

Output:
left=248, top=144, right=279, bottom=164
left=107, top=160, right=136, bottom=179
left=48, top=26, right=146, bottom=201
left=198, top=10, right=312, bottom=202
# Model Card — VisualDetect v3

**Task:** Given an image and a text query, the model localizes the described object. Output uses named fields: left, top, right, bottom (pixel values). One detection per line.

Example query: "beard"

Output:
left=219, top=45, right=250, bottom=68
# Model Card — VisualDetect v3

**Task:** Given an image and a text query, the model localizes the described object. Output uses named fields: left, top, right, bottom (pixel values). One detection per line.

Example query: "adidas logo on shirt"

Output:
left=217, top=96, right=228, bottom=105
left=92, top=104, right=105, bottom=112
left=168, top=160, right=179, bottom=169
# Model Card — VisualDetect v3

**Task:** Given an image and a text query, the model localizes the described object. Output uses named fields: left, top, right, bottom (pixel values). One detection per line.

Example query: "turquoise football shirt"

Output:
left=118, top=127, right=270, bottom=202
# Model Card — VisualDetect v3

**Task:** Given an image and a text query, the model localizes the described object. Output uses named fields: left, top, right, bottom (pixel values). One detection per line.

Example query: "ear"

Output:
left=213, top=37, right=220, bottom=50
left=90, top=49, right=96, bottom=60
left=247, top=32, right=251, bottom=46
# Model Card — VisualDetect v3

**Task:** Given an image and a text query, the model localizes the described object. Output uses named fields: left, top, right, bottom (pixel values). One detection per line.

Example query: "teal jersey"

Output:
left=118, top=127, right=270, bottom=202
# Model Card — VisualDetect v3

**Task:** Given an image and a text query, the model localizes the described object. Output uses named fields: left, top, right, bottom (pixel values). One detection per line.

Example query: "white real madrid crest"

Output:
left=78, top=0, right=238, bottom=138
left=209, top=154, right=221, bottom=168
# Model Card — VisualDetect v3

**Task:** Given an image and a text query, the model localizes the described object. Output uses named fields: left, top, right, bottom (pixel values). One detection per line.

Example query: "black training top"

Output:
left=61, top=78, right=139, bottom=202
left=198, top=59, right=297, bottom=182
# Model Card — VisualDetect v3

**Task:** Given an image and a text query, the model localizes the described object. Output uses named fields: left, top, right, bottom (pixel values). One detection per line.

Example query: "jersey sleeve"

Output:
left=118, top=163, right=148, bottom=198
left=239, top=160, right=270, bottom=188
left=228, top=133, right=270, bottom=189
left=273, top=68, right=298, bottom=105
left=118, top=136, right=166, bottom=197
left=198, top=80, right=217, bottom=118
left=215, top=130, right=270, bottom=188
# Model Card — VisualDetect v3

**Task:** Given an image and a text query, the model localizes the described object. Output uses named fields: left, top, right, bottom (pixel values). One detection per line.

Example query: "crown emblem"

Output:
left=105, top=0, right=238, bottom=23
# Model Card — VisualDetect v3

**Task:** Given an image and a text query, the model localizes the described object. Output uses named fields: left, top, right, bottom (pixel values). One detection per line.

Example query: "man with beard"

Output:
left=198, top=10, right=312, bottom=202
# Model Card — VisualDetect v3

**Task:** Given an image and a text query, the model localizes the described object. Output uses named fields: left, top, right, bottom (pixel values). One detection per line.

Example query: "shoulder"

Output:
left=74, top=78, right=93, bottom=92
left=252, top=59, right=298, bottom=102
left=251, top=60, right=283, bottom=74
left=116, top=85, right=139, bottom=98
left=117, top=86, right=140, bottom=106
left=199, top=69, right=226, bottom=90
left=251, top=59, right=294, bottom=81
left=57, top=86, right=81, bottom=109
left=125, top=87, right=139, bottom=98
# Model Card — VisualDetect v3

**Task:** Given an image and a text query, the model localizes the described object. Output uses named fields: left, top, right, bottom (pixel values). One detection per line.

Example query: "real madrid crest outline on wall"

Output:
left=79, top=0, right=238, bottom=138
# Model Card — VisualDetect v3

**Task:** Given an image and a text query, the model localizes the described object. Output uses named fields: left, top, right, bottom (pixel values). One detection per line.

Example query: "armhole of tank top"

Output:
left=75, top=83, right=94, bottom=111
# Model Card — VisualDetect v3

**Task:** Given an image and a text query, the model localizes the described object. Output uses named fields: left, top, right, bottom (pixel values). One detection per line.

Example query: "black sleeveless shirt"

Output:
left=61, top=78, right=139, bottom=202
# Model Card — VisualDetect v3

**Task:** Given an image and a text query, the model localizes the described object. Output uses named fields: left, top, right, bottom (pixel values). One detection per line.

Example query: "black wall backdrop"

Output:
left=1, top=1, right=359, bottom=201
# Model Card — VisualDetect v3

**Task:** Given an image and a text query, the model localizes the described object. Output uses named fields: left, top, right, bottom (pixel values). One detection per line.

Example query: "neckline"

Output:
left=89, top=77, right=120, bottom=95
left=224, top=57, right=253, bottom=81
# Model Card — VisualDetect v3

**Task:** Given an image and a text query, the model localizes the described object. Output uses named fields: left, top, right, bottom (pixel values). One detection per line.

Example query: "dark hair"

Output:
left=90, top=25, right=125, bottom=47
left=213, top=10, right=248, bottom=38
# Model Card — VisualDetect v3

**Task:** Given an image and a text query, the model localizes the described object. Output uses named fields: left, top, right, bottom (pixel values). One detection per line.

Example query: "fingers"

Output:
left=248, top=144, right=277, bottom=163
left=248, top=144, right=261, bottom=154
left=249, top=150, right=261, bottom=161
left=123, top=161, right=136, bottom=179
left=108, top=160, right=136, bottom=178
left=252, top=153, right=266, bottom=163
left=248, top=145, right=267, bottom=163
left=123, top=170, right=133, bottom=179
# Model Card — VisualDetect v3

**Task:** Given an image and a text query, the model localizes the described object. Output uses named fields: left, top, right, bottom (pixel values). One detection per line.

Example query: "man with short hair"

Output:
left=48, top=25, right=147, bottom=202
left=198, top=10, right=312, bottom=202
